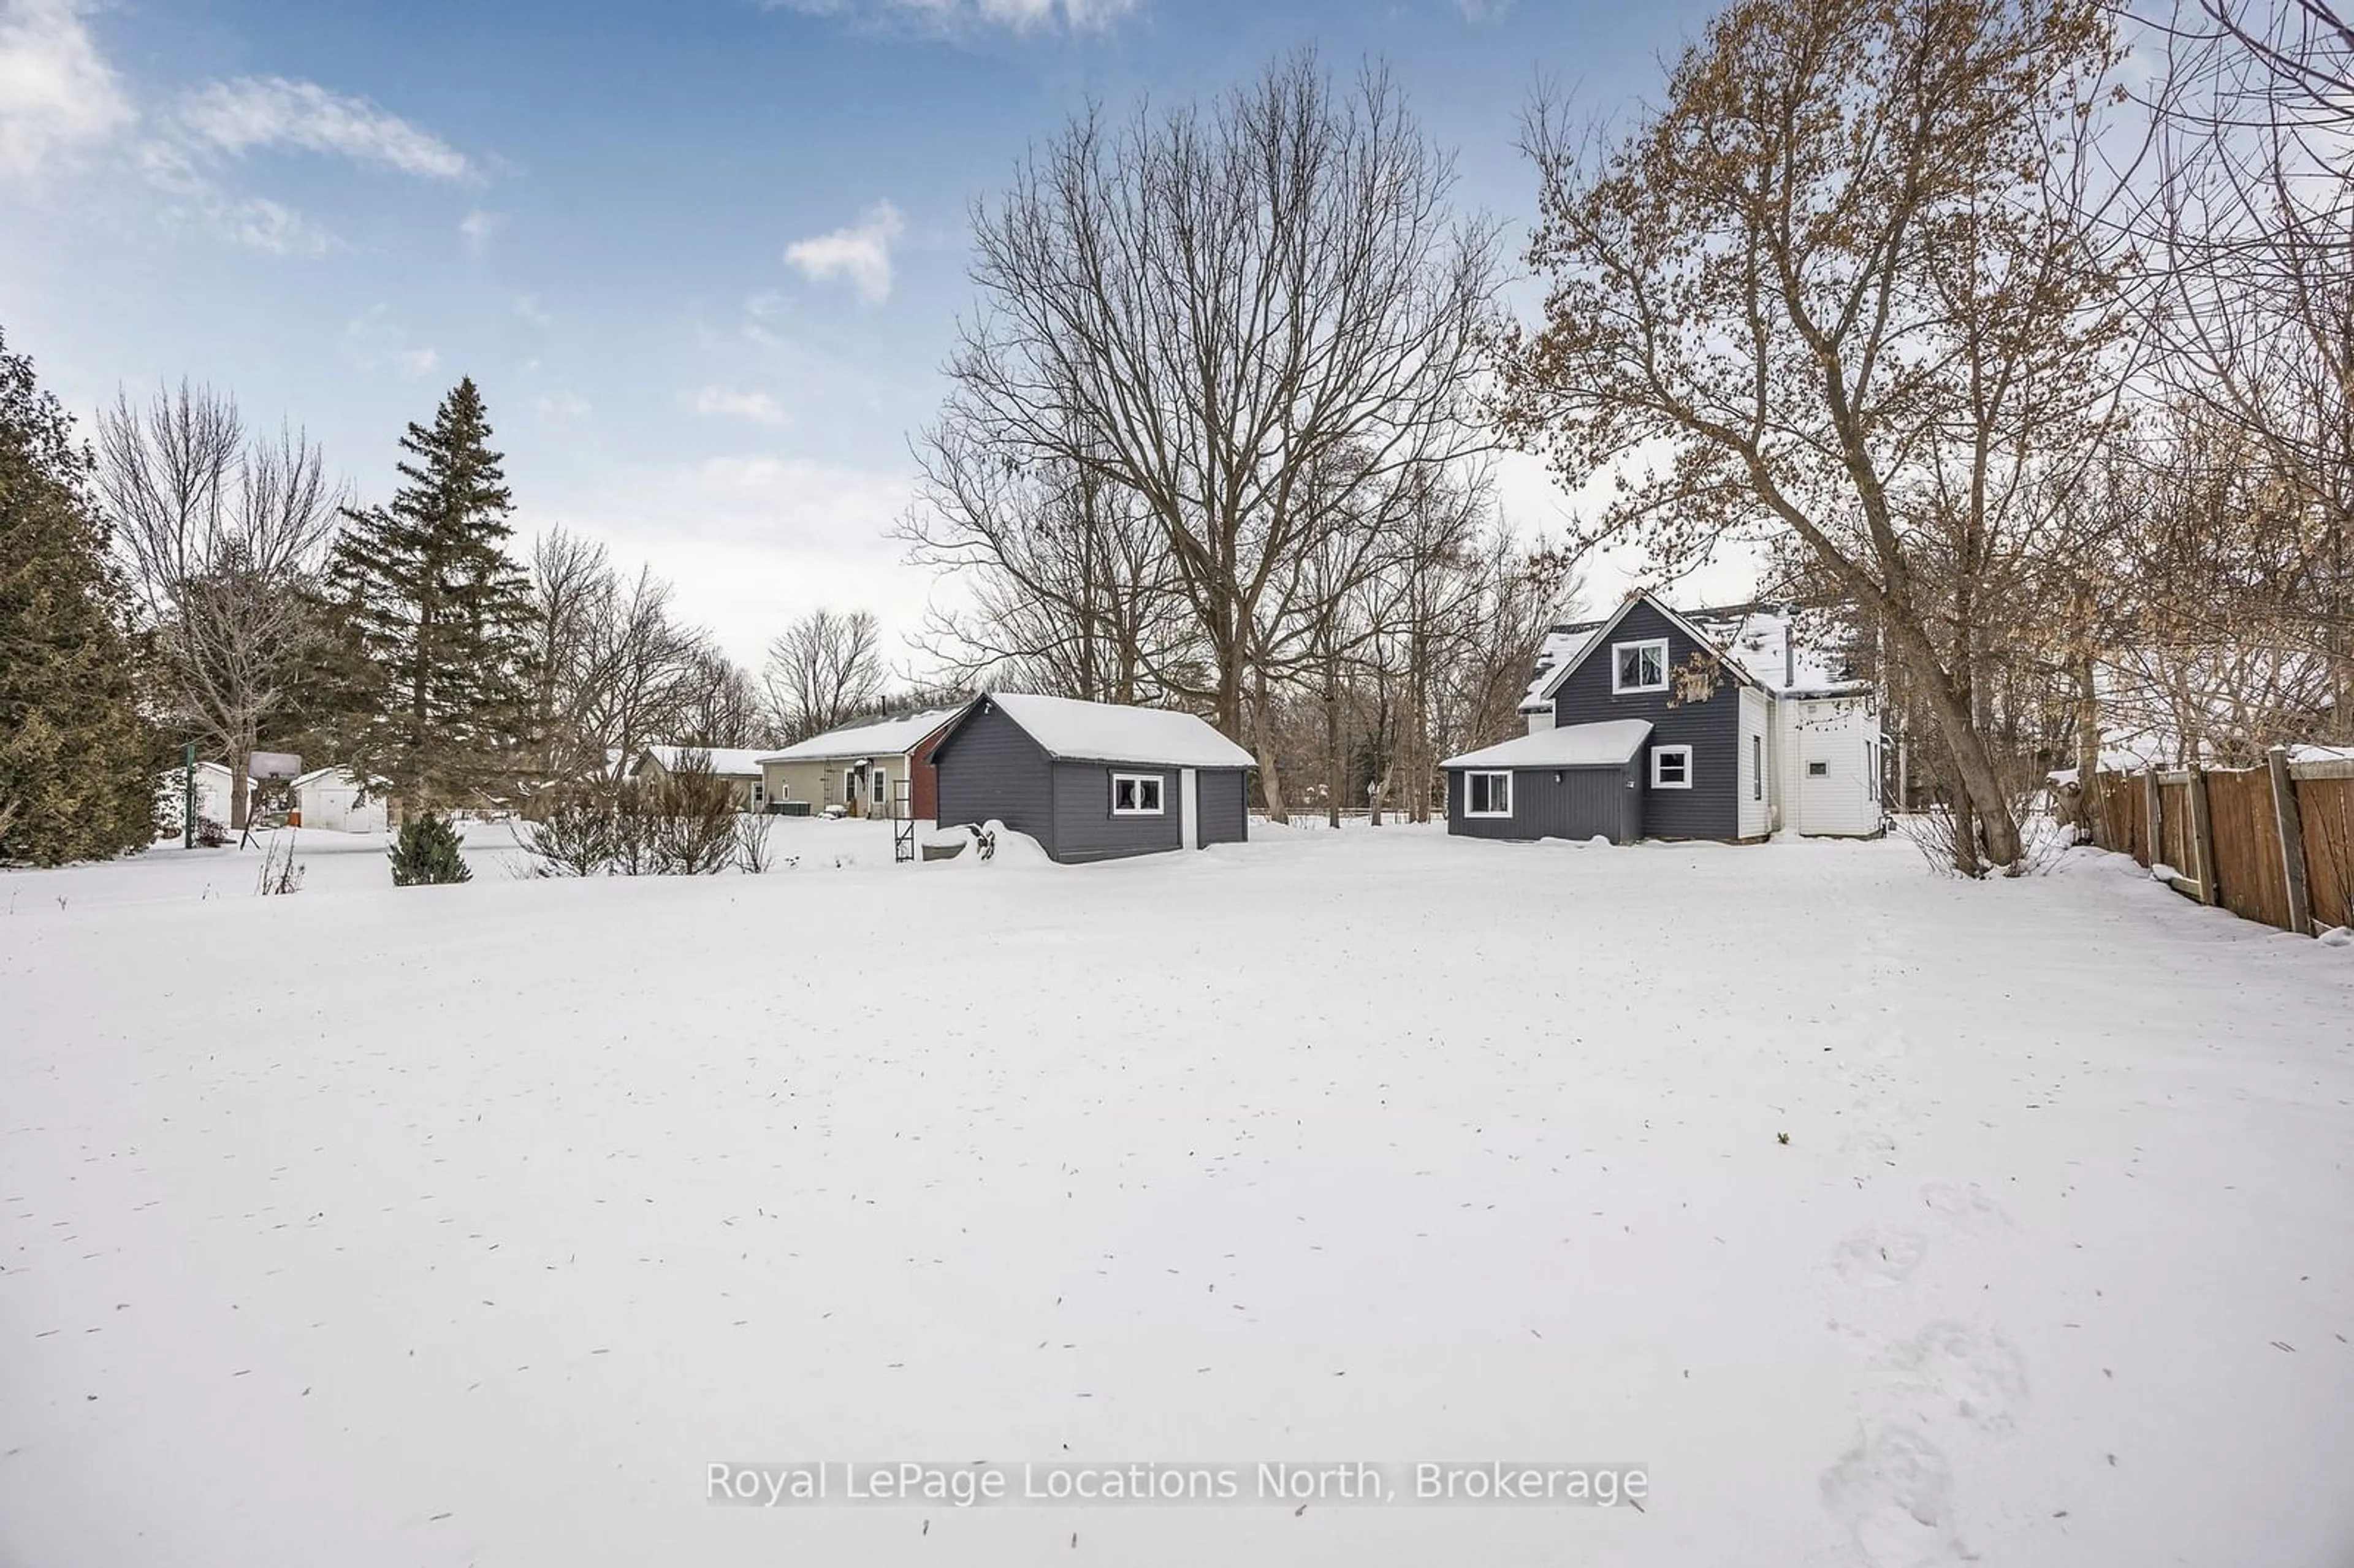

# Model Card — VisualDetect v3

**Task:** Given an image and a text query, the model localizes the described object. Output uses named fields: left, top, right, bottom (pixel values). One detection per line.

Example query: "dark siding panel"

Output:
left=1050, top=762, right=1182, bottom=861
left=1446, top=761, right=1644, bottom=842
left=932, top=702, right=1056, bottom=845
left=1198, top=769, right=1249, bottom=845
left=1552, top=600, right=1741, bottom=839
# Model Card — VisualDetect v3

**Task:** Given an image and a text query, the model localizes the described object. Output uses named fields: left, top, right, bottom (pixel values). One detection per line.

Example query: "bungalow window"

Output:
left=872, top=766, right=888, bottom=808
left=1465, top=771, right=1512, bottom=817
left=1612, top=638, right=1669, bottom=694
left=1111, top=773, right=1164, bottom=815
left=1652, top=745, right=1693, bottom=789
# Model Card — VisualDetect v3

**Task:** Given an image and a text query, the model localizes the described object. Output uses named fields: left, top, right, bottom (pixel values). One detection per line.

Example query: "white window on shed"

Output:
left=1652, top=745, right=1693, bottom=789
left=1751, top=736, right=1762, bottom=800
left=1111, top=773, right=1164, bottom=815
left=1465, top=771, right=1512, bottom=817
left=1612, top=638, right=1669, bottom=694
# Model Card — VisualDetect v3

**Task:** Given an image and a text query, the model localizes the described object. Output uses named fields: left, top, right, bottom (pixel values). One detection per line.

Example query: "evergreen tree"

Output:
left=325, top=378, right=537, bottom=813
left=0, top=327, right=159, bottom=866
left=387, top=809, right=471, bottom=886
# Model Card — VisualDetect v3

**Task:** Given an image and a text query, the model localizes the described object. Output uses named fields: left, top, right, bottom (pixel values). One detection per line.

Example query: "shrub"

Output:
left=389, top=810, right=472, bottom=886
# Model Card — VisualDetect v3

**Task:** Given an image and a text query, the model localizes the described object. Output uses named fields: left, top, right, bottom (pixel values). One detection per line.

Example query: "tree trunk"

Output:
left=1883, top=612, right=2022, bottom=870
left=229, top=737, right=253, bottom=832
left=1323, top=666, right=1343, bottom=830
left=1251, top=671, right=1288, bottom=824
left=2074, top=647, right=2104, bottom=847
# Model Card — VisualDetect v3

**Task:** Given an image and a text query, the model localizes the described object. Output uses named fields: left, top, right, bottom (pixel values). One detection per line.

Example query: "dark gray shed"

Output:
left=1443, top=718, right=1653, bottom=843
left=930, top=693, right=1255, bottom=864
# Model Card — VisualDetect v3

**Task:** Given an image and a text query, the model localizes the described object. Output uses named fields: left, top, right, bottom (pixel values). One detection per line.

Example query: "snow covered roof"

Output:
left=1683, top=604, right=1868, bottom=698
left=290, top=765, right=385, bottom=789
left=1517, top=592, right=1870, bottom=712
left=759, top=706, right=967, bottom=764
left=634, top=746, right=772, bottom=778
left=1517, top=621, right=1607, bottom=714
left=982, top=693, right=1257, bottom=769
left=1444, top=718, right=1654, bottom=771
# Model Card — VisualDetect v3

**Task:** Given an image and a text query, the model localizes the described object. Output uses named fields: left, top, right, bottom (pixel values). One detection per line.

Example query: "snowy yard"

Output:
left=2, top=826, right=2350, bottom=1567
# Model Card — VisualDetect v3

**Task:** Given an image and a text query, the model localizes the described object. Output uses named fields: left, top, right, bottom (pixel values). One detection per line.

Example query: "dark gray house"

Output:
left=1442, top=718, right=1653, bottom=843
left=1444, top=591, right=1883, bottom=843
left=930, top=693, right=1255, bottom=863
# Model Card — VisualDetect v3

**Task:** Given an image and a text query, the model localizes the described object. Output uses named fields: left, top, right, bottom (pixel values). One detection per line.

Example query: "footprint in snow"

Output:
left=1879, top=1320, right=2030, bottom=1435
left=1831, top=1227, right=1927, bottom=1286
left=1918, top=1181, right=2014, bottom=1235
left=1819, top=1426, right=1964, bottom=1568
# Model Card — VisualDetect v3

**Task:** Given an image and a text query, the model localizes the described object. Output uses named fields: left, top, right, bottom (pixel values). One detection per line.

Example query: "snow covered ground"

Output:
left=2, top=826, right=2350, bottom=1566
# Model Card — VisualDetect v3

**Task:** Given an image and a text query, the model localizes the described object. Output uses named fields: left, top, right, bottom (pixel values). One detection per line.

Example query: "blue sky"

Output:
left=1, top=0, right=1735, bottom=672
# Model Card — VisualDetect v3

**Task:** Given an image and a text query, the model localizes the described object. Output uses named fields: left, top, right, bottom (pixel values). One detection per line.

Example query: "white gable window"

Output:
left=1465, top=771, right=1512, bottom=817
left=1111, top=773, right=1164, bottom=815
left=1652, top=745, right=1693, bottom=789
left=1612, top=638, right=1669, bottom=694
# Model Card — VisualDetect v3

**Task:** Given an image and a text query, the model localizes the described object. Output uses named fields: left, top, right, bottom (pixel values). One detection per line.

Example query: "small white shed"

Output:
left=156, top=761, right=242, bottom=834
left=291, top=767, right=389, bottom=834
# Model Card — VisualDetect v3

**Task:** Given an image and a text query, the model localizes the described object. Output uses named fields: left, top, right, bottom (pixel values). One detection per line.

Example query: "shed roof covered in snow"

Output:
left=1444, top=718, right=1654, bottom=771
left=758, top=706, right=967, bottom=764
left=979, top=693, right=1256, bottom=769
left=634, top=746, right=772, bottom=778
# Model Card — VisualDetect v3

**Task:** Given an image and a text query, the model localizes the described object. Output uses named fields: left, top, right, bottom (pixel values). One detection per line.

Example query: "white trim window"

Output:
left=1111, top=772, right=1165, bottom=815
left=1612, top=638, right=1669, bottom=694
left=872, top=765, right=888, bottom=808
left=1652, top=745, right=1694, bottom=790
left=1465, top=771, right=1513, bottom=817
left=1751, top=736, right=1762, bottom=801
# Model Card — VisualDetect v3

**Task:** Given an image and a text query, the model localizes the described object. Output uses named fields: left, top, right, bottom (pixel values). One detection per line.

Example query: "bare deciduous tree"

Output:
left=1500, top=0, right=2133, bottom=872
left=100, top=382, right=343, bottom=829
left=764, top=608, right=885, bottom=742
left=2138, top=0, right=2354, bottom=740
left=942, top=53, right=1503, bottom=752
left=526, top=528, right=733, bottom=797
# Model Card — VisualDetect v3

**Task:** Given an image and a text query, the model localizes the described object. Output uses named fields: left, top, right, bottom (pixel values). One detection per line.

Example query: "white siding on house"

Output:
left=1776, top=695, right=1882, bottom=837
left=1737, top=686, right=1772, bottom=840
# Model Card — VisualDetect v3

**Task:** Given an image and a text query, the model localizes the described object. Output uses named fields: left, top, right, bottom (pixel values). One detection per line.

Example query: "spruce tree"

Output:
left=326, top=378, right=536, bottom=813
left=0, top=328, right=159, bottom=866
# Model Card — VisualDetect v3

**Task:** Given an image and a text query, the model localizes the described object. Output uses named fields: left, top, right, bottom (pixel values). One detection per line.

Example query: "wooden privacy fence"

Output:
left=2088, top=748, right=2354, bottom=936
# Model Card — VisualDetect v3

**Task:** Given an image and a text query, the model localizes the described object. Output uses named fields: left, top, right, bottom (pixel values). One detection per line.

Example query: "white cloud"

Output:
left=459, top=208, right=502, bottom=254
left=343, top=305, right=440, bottom=379
left=771, top=0, right=1137, bottom=34
left=532, top=391, right=591, bottom=420
left=0, top=0, right=134, bottom=183
left=783, top=201, right=904, bottom=306
left=538, top=452, right=921, bottom=666
left=218, top=194, right=334, bottom=257
left=1453, top=0, right=1514, bottom=18
left=173, top=76, right=475, bottom=181
left=691, top=386, right=790, bottom=426
left=514, top=293, right=552, bottom=327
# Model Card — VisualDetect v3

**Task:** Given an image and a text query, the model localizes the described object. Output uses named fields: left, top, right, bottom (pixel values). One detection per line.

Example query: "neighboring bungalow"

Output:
left=929, top=693, right=1254, bottom=863
left=1443, top=591, right=1883, bottom=844
left=758, top=706, right=968, bottom=820
left=289, top=767, right=389, bottom=834
left=156, top=761, right=243, bottom=834
left=628, top=747, right=773, bottom=812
